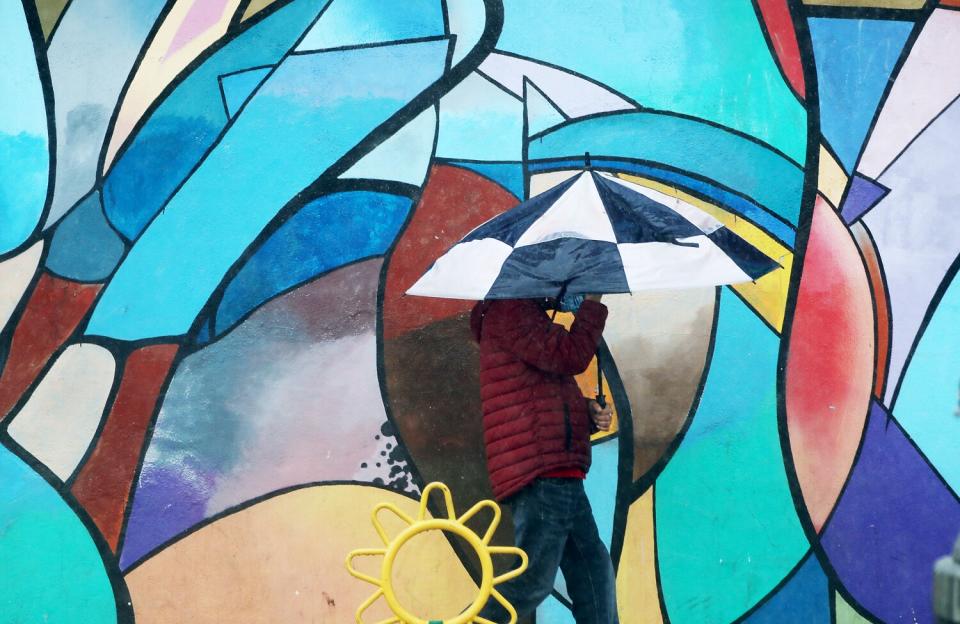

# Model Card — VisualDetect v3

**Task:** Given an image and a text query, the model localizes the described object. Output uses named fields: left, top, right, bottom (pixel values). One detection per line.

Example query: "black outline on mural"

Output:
left=0, top=435, right=135, bottom=624
left=802, top=2, right=929, bottom=20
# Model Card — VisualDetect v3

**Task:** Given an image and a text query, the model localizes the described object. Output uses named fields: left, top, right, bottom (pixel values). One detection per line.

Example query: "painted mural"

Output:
left=1, top=0, right=958, bottom=622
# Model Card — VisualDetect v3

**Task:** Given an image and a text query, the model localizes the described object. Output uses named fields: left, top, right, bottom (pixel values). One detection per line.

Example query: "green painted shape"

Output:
left=655, top=289, right=808, bottom=624
left=498, top=0, right=807, bottom=162
left=0, top=445, right=118, bottom=623
left=835, top=591, right=872, bottom=624
left=35, top=0, right=70, bottom=39
left=529, top=111, right=804, bottom=225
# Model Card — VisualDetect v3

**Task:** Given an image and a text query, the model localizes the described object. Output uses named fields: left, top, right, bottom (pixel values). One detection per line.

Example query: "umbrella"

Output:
left=407, top=163, right=781, bottom=404
left=407, top=168, right=779, bottom=300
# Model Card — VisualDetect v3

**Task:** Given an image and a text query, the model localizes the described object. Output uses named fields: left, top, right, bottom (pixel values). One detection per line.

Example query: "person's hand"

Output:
left=588, top=399, right=613, bottom=431
left=585, top=294, right=603, bottom=302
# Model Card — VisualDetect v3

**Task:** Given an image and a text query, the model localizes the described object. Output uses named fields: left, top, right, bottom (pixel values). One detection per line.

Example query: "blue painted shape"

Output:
left=215, top=191, right=411, bottom=334
left=444, top=161, right=524, bottom=200
left=656, top=289, right=808, bottom=624
left=437, top=72, right=524, bottom=162
left=525, top=80, right=566, bottom=136
left=340, top=106, right=437, bottom=186
left=87, top=38, right=450, bottom=341
left=498, top=0, right=807, bottom=162
left=742, top=553, right=830, bottom=624
left=102, top=0, right=333, bottom=241
left=529, top=111, right=805, bottom=226
left=895, top=266, right=960, bottom=495
left=446, top=0, right=486, bottom=65
left=808, top=18, right=913, bottom=172
left=219, top=66, right=273, bottom=118
left=0, top=444, right=118, bottom=623
left=536, top=592, right=575, bottom=623
left=46, top=190, right=126, bottom=281
left=296, top=0, right=444, bottom=51
left=528, top=158, right=795, bottom=248
left=0, top=2, right=49, bottom=254
left=583, top=437, right=619, bottom=550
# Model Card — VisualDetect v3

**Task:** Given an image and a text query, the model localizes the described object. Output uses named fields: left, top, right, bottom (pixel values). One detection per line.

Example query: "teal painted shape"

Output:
left=525, top=79, right=567, bottom=136
left=87, top=38, right=450, bottom=341
left=529, top=111, right=804, bottom=225
left=437, top=72, right=524, bottom=162
left=296, top=0, right=445, bottom=52
left=0, top=444, right=118, bottom=623
left=341, top=106, right=437, bottom=186
left=656, top=289, right=808, bottom=624
left=583, top=436, right=618, bottom=550
left=498, top=0, right=807, bottom=162
left=808, top=18, right=913, bottom=172
left=219, top=67, right=272, bottom=118
left=894, top=268, right=960, bottom=497
left=103, top=0, right=333, bottom=240
left=0, top=1, right=49, bottom=254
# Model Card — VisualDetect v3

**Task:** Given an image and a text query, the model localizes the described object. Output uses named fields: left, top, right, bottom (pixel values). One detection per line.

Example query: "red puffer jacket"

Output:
left=470, top=298, right=608, bottom=500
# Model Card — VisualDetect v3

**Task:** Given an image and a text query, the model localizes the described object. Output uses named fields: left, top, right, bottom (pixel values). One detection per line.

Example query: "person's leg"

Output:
left=477, top=480, right=573, bottom=623
left=559, top=481, right=619, bottom=624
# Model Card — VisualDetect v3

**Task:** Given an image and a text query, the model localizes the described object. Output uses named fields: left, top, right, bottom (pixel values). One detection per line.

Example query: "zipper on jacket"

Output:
left=563, top=404, right=572, bottom=451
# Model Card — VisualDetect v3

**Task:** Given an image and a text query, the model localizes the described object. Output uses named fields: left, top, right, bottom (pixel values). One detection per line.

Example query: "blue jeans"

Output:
left=478, top=478, right=619, bottom=623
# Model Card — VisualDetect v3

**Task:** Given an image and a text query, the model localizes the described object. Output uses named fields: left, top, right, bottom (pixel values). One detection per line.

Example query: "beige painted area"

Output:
left=818, top=144, right=849, bottom=209
left=127, top=484, right=481, bottom=623
left=802, top=0, right=925, bottom=7
left=102, top=0, right=244, bottom=172
left=603, top=289, right=714, bottom=480
left=616, top=487, right=664, bottom=624
left=241, top=0, right=282, bottom=21
left=0, top=240, right=43, bottom=334
left=530, top=169, right=581, bottom=197
left=617, top=173, right=792, bottom=332
left=7, top=343, right=116, bottom=481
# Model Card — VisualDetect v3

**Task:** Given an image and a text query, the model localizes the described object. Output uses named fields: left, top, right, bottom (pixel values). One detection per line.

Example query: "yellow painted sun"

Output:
left=346, top=482, right=528, bottom=624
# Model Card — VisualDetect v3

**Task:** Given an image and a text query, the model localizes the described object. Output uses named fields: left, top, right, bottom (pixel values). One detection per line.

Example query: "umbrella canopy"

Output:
left=407, top=170, right=780, bottom=300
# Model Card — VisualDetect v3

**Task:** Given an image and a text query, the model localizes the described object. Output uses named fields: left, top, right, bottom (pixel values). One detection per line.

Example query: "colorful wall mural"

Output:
left=1, top=0, right=959, bottom=622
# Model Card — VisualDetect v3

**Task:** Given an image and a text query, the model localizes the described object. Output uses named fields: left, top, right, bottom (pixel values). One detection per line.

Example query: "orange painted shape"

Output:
left=382, top=165, right=518, bottom=340
left=0, top=273, right=102, bottom=421
left=851, top=222, right=891, bottom=398
left=71, top=343, right=180, bottom=550
left=785, top=197, right=874, bottom=532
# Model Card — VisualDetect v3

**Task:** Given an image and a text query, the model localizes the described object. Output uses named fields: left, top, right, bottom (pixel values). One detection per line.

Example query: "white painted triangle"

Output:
left=525, top=78, right=567, bottom=136
left=515, top=173, right=617, bottom=247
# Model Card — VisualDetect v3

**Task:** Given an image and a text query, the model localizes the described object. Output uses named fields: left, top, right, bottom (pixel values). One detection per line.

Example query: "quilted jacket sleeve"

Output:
left=483, top=299, right=608, bottom=375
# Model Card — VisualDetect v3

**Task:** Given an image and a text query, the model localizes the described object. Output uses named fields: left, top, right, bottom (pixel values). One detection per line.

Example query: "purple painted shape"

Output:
left=166, top=0, right=232, bottom=57
left=840, top=173, right=889, bottom=224
left=119, top=463, right=217, bottom=570
left=821, top=400, right=960, bottom=623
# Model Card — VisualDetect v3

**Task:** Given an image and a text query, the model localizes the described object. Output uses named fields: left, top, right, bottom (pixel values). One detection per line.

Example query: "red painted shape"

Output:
left=71, top=343, right=180, bottom=550
left=0, top=273, right=102, bottom=421
left=939, top=0, right=960, bottom=7
left=785, top=197, right=874, bottom=532
left=756, top=0, right=806, bottom=100
left=382, top=165, right=519, bottom=340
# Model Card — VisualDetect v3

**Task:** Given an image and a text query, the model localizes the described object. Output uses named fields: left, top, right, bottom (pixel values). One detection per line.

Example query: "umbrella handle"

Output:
left=596, top=356, right=606, bottom=408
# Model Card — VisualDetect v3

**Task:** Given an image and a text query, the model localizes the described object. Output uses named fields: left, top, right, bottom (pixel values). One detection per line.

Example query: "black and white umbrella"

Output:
left=407, top=169, right=779, bottom=300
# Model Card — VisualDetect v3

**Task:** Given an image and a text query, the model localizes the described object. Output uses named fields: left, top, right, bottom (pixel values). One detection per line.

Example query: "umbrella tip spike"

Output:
left=584, top=152, right=591, bottom=169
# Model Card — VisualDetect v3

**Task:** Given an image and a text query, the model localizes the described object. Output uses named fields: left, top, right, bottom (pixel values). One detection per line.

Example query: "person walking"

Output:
left=470, top=294, right=619, bottom=624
